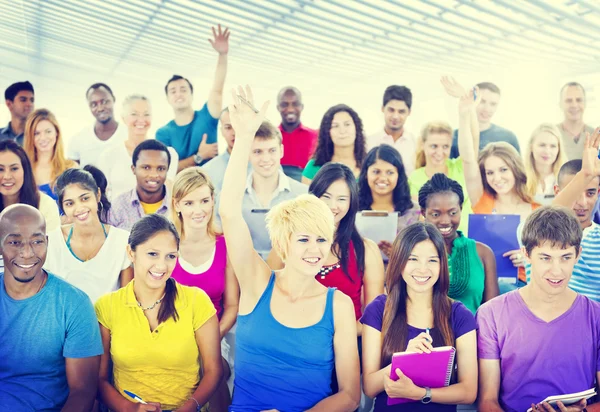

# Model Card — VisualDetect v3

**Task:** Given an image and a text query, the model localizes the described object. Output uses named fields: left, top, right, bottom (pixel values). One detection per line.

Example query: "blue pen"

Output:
left=124, top=390, right=147, bottom=404
left=426, top=328, right=431, bottom=341
left=473, top=87, right=477, bottom=101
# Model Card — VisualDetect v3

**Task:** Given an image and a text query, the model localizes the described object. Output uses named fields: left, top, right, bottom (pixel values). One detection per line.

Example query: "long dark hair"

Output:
left=309, top=162, right=365, bottom=280
left=381, top=222, right=453, bottom=366
left=0, top=140, right=40, bottom=212
left=312, top=104, right=367, bottom=168
left=55, top=166, right=112, bottom=223
left=358, top=144, right=413, bottom=213
left=129, top=214, right=181, bottom=324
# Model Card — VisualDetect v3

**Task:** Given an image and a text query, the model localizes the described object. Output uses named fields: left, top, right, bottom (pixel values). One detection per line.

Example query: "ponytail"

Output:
left=83, top=165, right=111, bottom=222
left=157, top=277, right=179, bottom=324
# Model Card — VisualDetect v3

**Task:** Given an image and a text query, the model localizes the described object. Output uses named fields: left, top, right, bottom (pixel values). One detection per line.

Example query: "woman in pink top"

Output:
left=170, top=167, right=239, bottom=412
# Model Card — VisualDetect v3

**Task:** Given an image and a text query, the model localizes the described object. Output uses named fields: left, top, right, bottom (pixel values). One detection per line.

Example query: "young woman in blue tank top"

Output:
left=219, top=87, right=360, bottom=412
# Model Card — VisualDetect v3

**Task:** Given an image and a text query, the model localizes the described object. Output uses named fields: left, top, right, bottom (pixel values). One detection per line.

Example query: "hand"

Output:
left=532, top=399, right=587, bottom=411
left=384, top=368, right=424, bottom=400
left=228, top=85, right=270, bottom=139
left=197, top=133, right=218, bottom=160
left=378, top=240, right=393, bottom=257
left=209, top=24, right=230, bottom=55
left=440, top=76, right=466, bottom=98
left=405, top=332, right=433, bottom=354
left=503, top=249, right=525, bottom=268
left=458, top=86, right=480, bottom=116
left=127, top=402, right=162, bottom=412
left=581, top=127, right=600, bottom=180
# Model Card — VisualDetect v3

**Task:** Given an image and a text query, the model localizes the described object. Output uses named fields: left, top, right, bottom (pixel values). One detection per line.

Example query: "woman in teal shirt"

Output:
left=302, top=104, right=367, bottom=184
left=418, top=173, right=499, bottom=313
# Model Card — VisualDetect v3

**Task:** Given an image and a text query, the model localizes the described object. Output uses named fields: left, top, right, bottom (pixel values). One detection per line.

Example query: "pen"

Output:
left=426, top=328, right=431, bottom=341
left=124, top=390, right=147, bottom=404
left=473, top=87, right=477, bottom=101
left=237, top=94, right=259, bottom=113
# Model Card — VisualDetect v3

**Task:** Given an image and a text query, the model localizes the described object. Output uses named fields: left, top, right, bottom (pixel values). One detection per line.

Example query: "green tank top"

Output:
left=447, top=231, right=485, bottom=314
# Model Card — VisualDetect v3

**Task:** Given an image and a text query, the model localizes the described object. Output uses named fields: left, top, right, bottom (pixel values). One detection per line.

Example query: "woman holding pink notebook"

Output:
left=361, top=222, right=478, bottom=410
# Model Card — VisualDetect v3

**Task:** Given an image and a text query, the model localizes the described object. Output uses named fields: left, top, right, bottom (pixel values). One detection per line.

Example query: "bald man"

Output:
left=0, top=204, right=103, bottom=411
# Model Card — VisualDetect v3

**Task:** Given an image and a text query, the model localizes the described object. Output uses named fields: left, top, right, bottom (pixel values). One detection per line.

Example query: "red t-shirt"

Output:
left=278, top=123, right=318, bottom=169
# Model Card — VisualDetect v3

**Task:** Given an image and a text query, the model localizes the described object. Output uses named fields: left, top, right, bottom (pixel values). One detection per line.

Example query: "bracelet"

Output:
left=189, top=396, right=201, bottom=412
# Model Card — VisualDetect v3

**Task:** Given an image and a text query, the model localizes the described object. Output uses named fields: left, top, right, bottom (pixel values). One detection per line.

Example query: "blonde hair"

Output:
left=171, top=167, right=218, bottom=239
left=266, top=194, right=335, bottom=261
left=415, top=121, right=453, bottom=168
left=524, top=123, right=565, bottom=197
left=479, top=142, right=533, bottom=203
left=24, top=108, right=76, bottom=183
left=122, top=94, right=151, bottom=114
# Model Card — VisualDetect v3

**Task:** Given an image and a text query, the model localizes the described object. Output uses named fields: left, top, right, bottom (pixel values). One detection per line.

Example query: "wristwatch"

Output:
left=193, top=154, right=203, bottom=165
left=421, top=387, right=432, bottom=404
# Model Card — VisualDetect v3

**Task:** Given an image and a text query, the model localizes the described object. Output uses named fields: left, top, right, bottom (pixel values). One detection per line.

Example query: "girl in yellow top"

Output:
left=95, top=214, right=222, bottom=411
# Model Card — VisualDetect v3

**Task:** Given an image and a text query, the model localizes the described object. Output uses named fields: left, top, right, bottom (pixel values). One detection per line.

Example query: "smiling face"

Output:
left=401, top=239, right=440, bottom=294
left=278, top=91, right=303, bottom=126
left=175, top=185, right=214, bottom=233
left=423, top=192, right=462, bottom=241
left=319, top=179, right=350, bottom=225
left=424, top=132, right=452, bottom=167
left=166, top=78, right=193, bottom=110
left=0, top=151, right=24, bottom=198
left=382, top=99, right=410, bottom=132
left=367, top=158, right=398, bottom=197
left=33, top=119, right=57, bottom=155
left=484, top=155, right=516, bottom=195
left=330, top=111, right=356, bottom=148
left=250, top=137, right=282, bottom=179
left=285, top=232, right=332, bottom=276
left=128, top=230, right=178, bottom=290
left=87, top=87, right=114, bottom=124
left=61, top=183, right=100, bottom=226
left=560, top=85, right=586, bottom=122
left=123, top=99, right=151, bottom=138
left=527, top=241, right=578, bottom=295
left=531, top=131, right=560, bottom=168
left=476, top=89, right=500, bottom=125
left=1, top=213, right=47, bottom=284
left=557, top=173, right=599, bottom=228
left=132, top=150, right=169, bottom=196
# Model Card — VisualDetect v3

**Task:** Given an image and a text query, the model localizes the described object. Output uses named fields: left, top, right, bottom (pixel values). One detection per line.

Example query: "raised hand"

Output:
left=209, top=24, right=230, bottom=55
left=458, top=86, right=480, bottom=116
left=581, top=127, right=600, bottom=179
left=228, top=86, right=269, bottom=139
left=440, top=76, right=467, bottom=98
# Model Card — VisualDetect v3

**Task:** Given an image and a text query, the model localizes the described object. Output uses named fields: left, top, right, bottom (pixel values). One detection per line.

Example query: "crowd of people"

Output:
left=1, top=24, right=600, bottom=412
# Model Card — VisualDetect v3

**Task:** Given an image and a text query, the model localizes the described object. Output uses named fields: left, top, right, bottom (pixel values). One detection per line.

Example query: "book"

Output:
left=526, top=388, right=596, bottom=412
left=387, top=346, right=456, bottom=405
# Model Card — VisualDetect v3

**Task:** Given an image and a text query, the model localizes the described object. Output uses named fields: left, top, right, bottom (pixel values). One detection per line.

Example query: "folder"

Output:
left=355, top=211, right=399, bottom=245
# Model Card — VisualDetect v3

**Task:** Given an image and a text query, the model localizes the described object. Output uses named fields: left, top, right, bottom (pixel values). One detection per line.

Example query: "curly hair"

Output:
left=358, top=144, right=413, bottom=213
left=312, top=104, right=367, bottom=170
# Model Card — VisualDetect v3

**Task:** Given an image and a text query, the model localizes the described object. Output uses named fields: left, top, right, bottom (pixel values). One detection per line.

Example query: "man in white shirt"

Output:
left=367, top=85, right=416, bottom=174
left=67, top=83, right=126, bottom=166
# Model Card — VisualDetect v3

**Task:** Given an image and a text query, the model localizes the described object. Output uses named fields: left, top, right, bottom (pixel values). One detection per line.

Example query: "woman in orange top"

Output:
left=457, top=88, right=539, bottom=283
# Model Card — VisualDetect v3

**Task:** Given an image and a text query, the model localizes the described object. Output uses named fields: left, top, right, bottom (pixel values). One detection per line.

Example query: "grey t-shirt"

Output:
left=450, top=123, right=520, bottom=158
left=557, top=123, right=595, bottom=160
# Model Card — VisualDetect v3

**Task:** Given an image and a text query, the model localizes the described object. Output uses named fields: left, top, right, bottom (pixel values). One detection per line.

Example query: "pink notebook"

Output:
left=387, top=346, right=456, bottom=405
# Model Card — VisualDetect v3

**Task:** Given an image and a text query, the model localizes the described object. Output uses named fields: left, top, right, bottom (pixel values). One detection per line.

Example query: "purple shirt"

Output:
left=361, top=295, right=476, bottom=411
left=106, top=187, right=169, bottom=231
left=476, top=291, right=600, bottom=412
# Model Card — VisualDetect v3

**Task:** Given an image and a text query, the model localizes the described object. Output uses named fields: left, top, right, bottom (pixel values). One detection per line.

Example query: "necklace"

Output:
left=318, top=263, right=340, bottom=279
left=137, top=294, right=165, bottom=311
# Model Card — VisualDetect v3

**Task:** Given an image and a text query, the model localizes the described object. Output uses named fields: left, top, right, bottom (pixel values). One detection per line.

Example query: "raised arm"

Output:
left=219, top=255, right=240, bottom=338
left=457, top=88, right=484, bottom=206
left=206, top=25, right=229, bottom=118
left=440, top=76, right=480, bottom=149
left=554, top=128, right=600, bottom=209
left=219, top=86, right=271, bottom=294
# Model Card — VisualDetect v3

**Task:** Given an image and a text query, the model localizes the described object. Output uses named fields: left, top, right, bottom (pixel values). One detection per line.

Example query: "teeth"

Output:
left=149, top=271, right=165, bottom=279
left=439, top=227, right=452, bottom=233
left=303, top=258, right=319, bottom=264
left=413, top=276, right=430, bottom=282
left=16, top=263, right=35, bottom=269
left=548, top=279, right=562, bottom=284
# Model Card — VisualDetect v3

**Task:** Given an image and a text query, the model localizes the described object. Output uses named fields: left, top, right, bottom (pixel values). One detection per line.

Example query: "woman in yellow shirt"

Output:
left=95, top=214, right=222, bottom=411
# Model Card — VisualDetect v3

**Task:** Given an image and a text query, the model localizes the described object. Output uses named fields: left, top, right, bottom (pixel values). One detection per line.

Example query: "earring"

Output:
left=98, top=202, right=103, bottom=212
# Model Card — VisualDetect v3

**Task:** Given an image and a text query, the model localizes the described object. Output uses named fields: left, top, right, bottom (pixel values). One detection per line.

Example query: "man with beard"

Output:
left=1, top=81, right=35, bottom=146
left=107, top=140, right=171, bottom=230
left=557, top=82, right=594, bottom=160
left=367, top=85, right=417, bottom=174
left=277, top=86, right=317, bottom=181
left=0, top=204, right=102, bottom=410
left=68, top=83, right=127, bottom=166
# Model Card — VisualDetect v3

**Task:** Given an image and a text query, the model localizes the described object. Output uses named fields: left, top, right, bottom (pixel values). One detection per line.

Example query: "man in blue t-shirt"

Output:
left=450, top=82, right=520, bottom=158
left=157, top=24, right=230, bottom=171
left=0, top=204, right=103, bottom=411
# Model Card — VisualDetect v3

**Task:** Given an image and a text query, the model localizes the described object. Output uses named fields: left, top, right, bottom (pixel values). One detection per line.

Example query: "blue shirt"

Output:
left=156, top=103, right=219, bottom=160
left=0, top=272, right=103, bottom=411
left=202, top=151, right=252, bottom=194
left=450, top=123, right=520, bottom=159
left=0, top=121, right=24, bottom=146
left=231, top=273, right=335, bottom=411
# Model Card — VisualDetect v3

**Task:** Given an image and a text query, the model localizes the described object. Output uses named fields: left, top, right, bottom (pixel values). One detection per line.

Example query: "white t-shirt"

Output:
left=44, top=225, right=131, bottom=303
left=67, top=123, right=127, bottom=167
left=96, top=141, right=179, bottom=201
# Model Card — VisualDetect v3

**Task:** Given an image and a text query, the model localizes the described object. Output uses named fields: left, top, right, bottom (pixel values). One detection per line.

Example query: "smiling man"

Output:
left=107, top=139, right=171, bottom=230
left=557, top=82, right=594, bottom=160
left=0, top=204, right=103, bottom=411
left=215, top=121, right=307, bottom=258
left=68, top=83, right=127, bottom=167
left=477, top=206, right=600, bottom=412
left=1, top=81, right=35, bottom=146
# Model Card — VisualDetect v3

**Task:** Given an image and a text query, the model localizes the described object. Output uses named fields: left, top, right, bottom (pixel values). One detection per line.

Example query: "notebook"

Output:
left=387, top=346, right=456, bottom=405
left=526, top=388, right=596, bottom=412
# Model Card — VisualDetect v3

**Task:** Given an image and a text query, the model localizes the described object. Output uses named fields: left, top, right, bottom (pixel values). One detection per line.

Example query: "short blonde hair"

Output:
left=171, top=167, right=218, bottom=239
left=415, top=121, right=453, bottom=168
left=525, top=123, right=565, bottom=197
left=266, top=194, right=334, bottom=261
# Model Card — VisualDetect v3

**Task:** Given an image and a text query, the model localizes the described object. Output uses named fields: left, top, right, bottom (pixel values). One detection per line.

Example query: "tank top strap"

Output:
left=252, top=271, right=277, bottom=314
left=323, top=287, right=336, bottom=328
left=214, top=235, right=227, bottom=265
